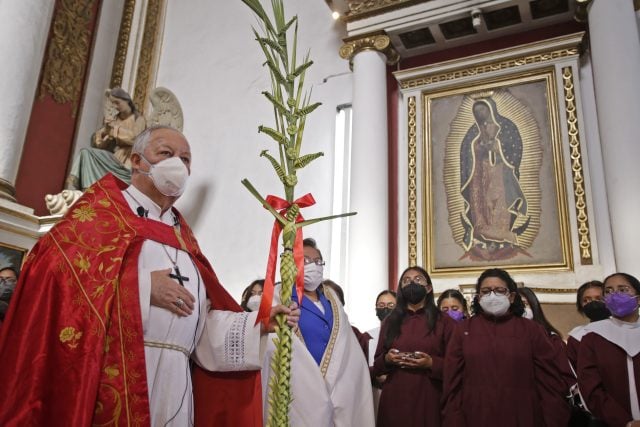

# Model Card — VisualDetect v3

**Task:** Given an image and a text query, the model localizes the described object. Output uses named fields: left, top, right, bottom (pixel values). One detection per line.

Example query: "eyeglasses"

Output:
left=304, top=256, right=325, bottom=266
left=478, top=287, right=511, bottom=296
left=604, top=285, right=635, bottom=295
left=0, top=278, right=16, bottom=286
left=376, top=302, right=396, bottom=309
left=401, top=275, right=428, bottom=286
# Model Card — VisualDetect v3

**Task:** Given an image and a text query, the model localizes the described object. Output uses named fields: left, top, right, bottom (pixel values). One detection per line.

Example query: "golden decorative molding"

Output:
left=346, top=0, right=426, bottom=22
left=407, top=96, right=418, bottom=266
left=562, top=66, right=593, bottom=265
left=400, top=47, right=579, bottom=89
left=0, top=178, right=17, bottom=202
left=134, top=0, right=163, bottom=114
left=339, top=34, right=400, bottom=67
left=39, top=0, right=97, bottom=115
left=110, top=0, right=136, bottom=88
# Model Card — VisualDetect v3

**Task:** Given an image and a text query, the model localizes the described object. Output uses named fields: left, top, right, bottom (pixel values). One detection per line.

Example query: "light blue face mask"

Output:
left=138, top=154, right=189, bottom=197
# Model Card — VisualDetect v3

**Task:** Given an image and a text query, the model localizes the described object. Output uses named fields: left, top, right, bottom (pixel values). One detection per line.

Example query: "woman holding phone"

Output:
left=373, top=266, right=455, bottom=426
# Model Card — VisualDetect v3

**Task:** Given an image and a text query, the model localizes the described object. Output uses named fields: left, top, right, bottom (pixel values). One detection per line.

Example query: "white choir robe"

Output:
left=261, top=286, right=375, bottom=427
left=124, top=186, right=265, bottom=426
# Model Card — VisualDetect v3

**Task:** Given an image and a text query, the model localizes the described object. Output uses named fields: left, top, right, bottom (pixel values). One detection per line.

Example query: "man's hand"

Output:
left=150, top=268, right=195, bottom=317
left=262, top=301, right=300, bottom=334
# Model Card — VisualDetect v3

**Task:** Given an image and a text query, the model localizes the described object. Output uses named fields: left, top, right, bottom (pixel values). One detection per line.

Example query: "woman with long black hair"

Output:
left=373, top=266, right=454, bottom=427
left=442, top=268, right=570, bottom=426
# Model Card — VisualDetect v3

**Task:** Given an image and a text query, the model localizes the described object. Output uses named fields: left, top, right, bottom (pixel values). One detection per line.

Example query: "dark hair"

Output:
left=375, top=290, right=397, bottom=305
left=322, top=279, right=344, bottom=305
left=603, top=272, right=640, bottom=295
left=575, top=280, right=604, bottom=313
left=471, top=268, right=525, bottom=317
left=240, top=279, right=264, bottom=311
left=303, top=237, right=323, bottom=260
left=383, top=266, right=440, bottom=347
left=517, top=287, right=562, bottom=338
left=109, top=87, right=138, bottom=116
left=0, top=267, right=19, bottom=279
left=437, top=289, right=469, bottom=317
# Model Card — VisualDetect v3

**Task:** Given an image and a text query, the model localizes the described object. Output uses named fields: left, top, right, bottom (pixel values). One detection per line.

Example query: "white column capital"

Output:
left=339, top=33, right=399, bottom=69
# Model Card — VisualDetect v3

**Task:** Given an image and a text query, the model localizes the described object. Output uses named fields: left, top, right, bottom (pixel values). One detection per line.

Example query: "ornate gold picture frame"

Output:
left=0, top=242, right=27, bottom=272
left=424, top=68, right=572, bottom=275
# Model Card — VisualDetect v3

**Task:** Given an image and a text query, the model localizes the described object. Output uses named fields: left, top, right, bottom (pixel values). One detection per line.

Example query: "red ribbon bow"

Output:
left=256, top=193, right=316, bottom=326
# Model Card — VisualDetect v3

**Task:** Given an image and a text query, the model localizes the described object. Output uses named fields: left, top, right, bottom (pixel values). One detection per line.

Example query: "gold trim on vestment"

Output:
left=319, top=290, right=341, bottom=378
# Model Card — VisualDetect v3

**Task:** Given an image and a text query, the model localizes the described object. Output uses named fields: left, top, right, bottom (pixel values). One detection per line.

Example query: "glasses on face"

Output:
left=0, top=278, right=16, bottom=286
left=478, top=287, right=510, bottom=296
left=604, top=285, right=635, bottom=295
left=304, top=256, right=325, bottom=266
left=401, top=275, right=428, bottom=286
left=376, top=302, right=396, bottom=309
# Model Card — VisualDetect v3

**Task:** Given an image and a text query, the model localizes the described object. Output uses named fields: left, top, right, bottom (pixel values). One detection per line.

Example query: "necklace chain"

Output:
left=125, top=188, right=179, bottom=267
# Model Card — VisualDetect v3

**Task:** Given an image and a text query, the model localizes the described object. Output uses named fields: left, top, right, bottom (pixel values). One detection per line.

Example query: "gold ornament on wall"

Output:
left=39, top=0, right=97, bottom=115
left=110, top=0, right=136, bottom=89
left=562, top=66, right=592, bottom=265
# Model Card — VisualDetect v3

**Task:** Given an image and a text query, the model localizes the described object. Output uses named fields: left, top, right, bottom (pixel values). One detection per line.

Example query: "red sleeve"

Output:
left=531, top=325, right=571, bottom=427
left=372, top=322, right=392, bottom=377
left=427, top=315, right=454, bottom=380
left=577, top=333, right=632, bottom=426
left=550, top=333, right=577, bottom=391
left=566, top=335, right=579, bottom=371
left=442, top=321, right=466, bottom=427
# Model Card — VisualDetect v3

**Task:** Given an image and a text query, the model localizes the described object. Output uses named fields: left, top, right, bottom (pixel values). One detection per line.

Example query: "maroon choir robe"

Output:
left=442, top=313, right=570, bottom=427
left=577, top=321, right=640, bottom=427
left=567, top=334, right=580, bottom=370
left=373, top=309, right=455, bottom=427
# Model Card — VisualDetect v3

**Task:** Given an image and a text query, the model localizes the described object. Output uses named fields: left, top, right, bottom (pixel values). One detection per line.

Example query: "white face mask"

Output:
left=246, top=295, right=262, bottom=312
left=304, top=263, right=323, bottom=292
left=139, top=154, right=189, bottom=197
left=479, top=292, right=511, bottom=317
left=523, top=307, right=534, bottom=320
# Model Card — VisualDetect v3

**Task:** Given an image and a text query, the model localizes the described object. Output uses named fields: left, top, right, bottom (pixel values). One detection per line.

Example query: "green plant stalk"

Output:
left=240, top=1, right=356, bottom=425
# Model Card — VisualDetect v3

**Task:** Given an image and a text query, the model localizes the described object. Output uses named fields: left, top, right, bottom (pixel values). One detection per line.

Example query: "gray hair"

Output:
left=132, top=125, right=186, bottom=155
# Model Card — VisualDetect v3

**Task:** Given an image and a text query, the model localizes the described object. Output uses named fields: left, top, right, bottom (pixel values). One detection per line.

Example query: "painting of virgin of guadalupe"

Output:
left=425, top=74, right=572, bottom=273
left=459, top=96, right=532, bottom=261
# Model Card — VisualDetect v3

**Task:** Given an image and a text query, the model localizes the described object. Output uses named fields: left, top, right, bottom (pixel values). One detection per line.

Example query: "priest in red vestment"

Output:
left=0, top=126, right=298, bottom=426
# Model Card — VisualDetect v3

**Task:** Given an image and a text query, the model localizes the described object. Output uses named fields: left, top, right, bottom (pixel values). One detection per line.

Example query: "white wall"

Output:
left=154, top=2, right=367, bottom=319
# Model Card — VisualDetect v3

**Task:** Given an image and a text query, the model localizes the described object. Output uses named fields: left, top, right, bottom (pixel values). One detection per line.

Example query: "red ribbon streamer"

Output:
left=256, top=193, right=316, bottom=326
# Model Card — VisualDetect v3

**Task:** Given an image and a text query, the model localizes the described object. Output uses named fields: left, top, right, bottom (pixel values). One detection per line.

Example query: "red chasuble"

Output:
left=0, top=174, right=262, bottom=426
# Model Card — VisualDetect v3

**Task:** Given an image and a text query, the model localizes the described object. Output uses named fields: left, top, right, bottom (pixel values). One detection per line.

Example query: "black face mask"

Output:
left=376, top=307, right=393, bottom=321
left=583, top=300, right=611, bottom=322
left=401, top=282, right=427, bottom=305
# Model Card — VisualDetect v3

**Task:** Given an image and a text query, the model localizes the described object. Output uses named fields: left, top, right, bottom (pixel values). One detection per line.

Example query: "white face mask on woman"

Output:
left=304, top=263, right=323, bottom=292
left=479, top=292, right=511, bottom=317
left=139, top=154, right=189, bottom=197
left=246, top=295, right=262, bottom=312
left=523, top=307, right=534, bottom=320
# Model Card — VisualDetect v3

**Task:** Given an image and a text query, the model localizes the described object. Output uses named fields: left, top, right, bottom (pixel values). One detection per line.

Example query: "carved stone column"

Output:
left=586, top=0, right=640, bottom=277
left=339, top=34, right=399, bottom=323
left=0, top=1, right=55, bottom=201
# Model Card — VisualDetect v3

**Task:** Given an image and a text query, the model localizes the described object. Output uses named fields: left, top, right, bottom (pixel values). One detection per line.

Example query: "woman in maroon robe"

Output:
left=373, top=266, right=455, bottom=427
left=567, top=280, right=609, bottom=369
left=442, top=268, right=570, bottom=427
left=577, top=272, right=640, bottom=427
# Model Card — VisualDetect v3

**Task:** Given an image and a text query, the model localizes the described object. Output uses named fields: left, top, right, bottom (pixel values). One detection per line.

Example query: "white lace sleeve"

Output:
left=193, top=309, right=266, bottom=371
